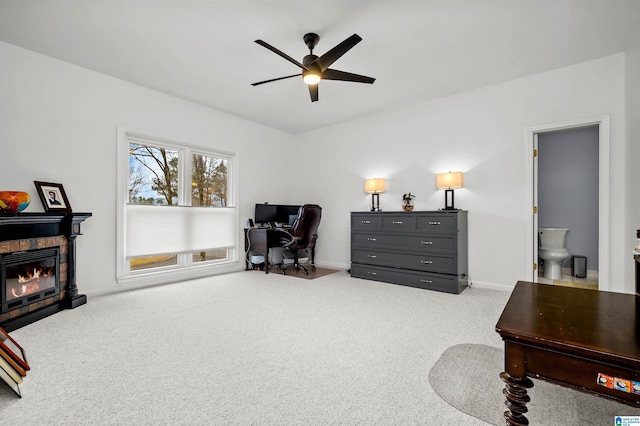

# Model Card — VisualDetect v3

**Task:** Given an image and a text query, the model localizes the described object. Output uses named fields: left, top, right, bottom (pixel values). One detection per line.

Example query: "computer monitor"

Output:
left=254, top=204, right=277, bottom=225
left=276, top=205, right=301, bottom=225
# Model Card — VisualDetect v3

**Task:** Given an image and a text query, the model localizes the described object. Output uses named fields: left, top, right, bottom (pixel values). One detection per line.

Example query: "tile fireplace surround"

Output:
left=0, top=212, right=91, bottom=331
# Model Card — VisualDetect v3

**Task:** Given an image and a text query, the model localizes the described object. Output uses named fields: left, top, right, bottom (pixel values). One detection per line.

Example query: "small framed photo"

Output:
left=34, top=181, right=72, bottom=212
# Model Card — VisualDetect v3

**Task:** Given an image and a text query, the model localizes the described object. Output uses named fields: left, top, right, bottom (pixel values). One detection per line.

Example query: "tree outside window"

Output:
left=191, top=154, right=228, bottom=207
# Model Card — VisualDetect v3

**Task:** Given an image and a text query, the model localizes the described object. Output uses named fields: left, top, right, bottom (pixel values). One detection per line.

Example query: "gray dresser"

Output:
left=350, top=210, right=468, bottom=294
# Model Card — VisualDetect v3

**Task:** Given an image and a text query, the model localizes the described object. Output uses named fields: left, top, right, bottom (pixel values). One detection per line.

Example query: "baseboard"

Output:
left=316, top=260, right=350, bottom=270
left=560, top=266, right=599, bottom=279
left=468, top=280, right=512, bottom=292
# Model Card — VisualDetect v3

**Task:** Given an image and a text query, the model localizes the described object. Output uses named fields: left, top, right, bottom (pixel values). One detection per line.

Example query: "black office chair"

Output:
left=278, top=204, right=322, bottom=275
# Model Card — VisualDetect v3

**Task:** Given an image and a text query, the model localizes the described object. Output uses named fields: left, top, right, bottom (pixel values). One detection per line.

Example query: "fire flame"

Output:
left=11, top=266, right=54, bottom=298
left=18, top=267, right=41, bottom=283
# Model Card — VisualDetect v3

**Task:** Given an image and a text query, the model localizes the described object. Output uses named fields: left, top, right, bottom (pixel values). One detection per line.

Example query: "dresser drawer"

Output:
left=351, top=214, right=382, bottom=230
left=352, top=232, right=455, bottom=253
left=352, top=248, right=457, bottom=274
left=415, top=214, right=457, bottom=233
left=381, top=214, right=415, bottom=232
left=350, top=264, right=462, bottom=294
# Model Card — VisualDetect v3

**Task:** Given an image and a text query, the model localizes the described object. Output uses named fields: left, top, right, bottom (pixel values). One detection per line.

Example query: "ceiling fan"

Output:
left=251, top=33, right=375, bottom=102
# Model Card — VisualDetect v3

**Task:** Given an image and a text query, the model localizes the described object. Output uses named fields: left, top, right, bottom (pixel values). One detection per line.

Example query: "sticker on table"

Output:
left=614, top=377, right=631, bottom=393
left=632, top=381, right=640, bottom=395
left=597, top=373, right=614, bottom=388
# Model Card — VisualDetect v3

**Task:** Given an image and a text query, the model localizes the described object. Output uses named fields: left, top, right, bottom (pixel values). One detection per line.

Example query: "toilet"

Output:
left=538, top=227, right=569, bottom=280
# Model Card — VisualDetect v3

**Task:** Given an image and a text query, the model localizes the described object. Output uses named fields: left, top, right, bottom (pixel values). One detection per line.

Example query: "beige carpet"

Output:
left=1, top=270, right=507, bottom=425
left=429, top=344, right=640, bottom=425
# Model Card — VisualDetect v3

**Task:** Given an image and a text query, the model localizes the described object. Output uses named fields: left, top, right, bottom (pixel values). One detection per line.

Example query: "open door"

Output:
left=532, top=133, right=539, bottom=282
left=527, top=116, right=609, bottom=290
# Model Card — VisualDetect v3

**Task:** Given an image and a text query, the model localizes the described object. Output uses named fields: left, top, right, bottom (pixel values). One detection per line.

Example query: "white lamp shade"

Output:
left=364, top=178, right=386, bottom=194
left=436, top=172, right=464, bottom=189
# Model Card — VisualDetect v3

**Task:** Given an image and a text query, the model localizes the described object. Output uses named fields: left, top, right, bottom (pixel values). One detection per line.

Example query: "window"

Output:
left=117, top=128, right=238, bottom=286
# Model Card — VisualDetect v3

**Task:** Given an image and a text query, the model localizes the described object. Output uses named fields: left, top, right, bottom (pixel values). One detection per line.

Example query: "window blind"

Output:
left=126, top=204, right=235, bottom=258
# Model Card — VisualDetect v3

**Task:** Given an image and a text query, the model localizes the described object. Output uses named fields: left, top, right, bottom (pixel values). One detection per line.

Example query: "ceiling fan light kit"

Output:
left=252, top=32, right=375, bottom=102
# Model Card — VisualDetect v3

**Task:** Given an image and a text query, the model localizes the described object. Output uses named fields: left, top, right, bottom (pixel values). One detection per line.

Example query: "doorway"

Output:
left=526, top=116, right=610, bottom=290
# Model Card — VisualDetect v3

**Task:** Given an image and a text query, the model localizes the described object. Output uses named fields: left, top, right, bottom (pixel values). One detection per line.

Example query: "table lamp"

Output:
left=436, top=172, right=463, bottom=210
left=364, top=178, right=386, bottom=212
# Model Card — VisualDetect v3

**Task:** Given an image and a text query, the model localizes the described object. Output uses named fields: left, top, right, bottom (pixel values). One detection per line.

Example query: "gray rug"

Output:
left=428, top=344, right=640, bottom=425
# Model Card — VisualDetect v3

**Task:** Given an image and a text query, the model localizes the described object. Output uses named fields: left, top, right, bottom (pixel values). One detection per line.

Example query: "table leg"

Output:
left=500, top=371, right=534, bottom=426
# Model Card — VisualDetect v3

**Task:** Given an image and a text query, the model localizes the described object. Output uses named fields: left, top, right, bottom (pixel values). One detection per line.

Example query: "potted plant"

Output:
left=402, top=193, right=415, bottom=211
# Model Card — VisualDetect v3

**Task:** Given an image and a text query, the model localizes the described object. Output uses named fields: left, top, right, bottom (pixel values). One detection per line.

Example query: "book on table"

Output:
left=0, top=355, right=23, bottom=383
left=0, top=326, right=29, bottom=375
left=0, top=362, right=21, bottom=397
left=0, top=326, right=29, bottom=397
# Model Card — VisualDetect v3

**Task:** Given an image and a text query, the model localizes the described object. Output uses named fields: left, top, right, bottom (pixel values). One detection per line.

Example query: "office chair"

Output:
left=278, top=204, right=322, bottom=275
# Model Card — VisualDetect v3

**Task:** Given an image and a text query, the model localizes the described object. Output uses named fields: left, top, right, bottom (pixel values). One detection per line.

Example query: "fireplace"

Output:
left=0, top=212, right=91, bottom=331
left=2, top=248, right=60, bottom=314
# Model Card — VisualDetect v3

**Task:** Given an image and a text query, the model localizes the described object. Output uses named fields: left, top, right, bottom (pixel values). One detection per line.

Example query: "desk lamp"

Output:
left=364, top=178, right=386, bottom=212
left=436, top=172, right=464, bottom=210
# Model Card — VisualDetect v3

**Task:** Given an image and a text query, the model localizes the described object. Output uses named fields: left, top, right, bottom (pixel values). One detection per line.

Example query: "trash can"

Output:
left=250, top=255, right=265, bottom=270
left=572, top=255, right=587, bottom=278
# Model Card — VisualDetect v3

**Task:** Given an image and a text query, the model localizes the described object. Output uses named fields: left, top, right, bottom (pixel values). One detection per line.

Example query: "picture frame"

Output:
left=34, top=181, right=72, bottom=212
left=0, top=327, right=29, bottom=375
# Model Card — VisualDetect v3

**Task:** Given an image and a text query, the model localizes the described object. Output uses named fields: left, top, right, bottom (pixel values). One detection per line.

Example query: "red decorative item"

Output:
left=0, top=191, right=31, bottom=213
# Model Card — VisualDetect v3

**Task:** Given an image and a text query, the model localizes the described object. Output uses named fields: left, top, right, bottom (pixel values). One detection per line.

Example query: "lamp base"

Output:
left=371, top=193, right=380, bottom=212
left=444, top=189, right=455, bottom=210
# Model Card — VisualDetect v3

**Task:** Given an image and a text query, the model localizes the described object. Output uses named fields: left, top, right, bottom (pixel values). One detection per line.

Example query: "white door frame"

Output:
left=525, top=115, right=610, bottom=289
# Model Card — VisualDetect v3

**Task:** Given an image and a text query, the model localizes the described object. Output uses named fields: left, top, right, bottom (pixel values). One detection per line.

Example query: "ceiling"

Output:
left=1, top=1, right=639, bottom=134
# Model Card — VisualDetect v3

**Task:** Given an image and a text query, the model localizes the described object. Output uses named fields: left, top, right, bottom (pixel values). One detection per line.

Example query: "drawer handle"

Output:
left=361, top=220, right=371, bottom=224
left=428, top=221, right=441, bottom=225
left=367, top=272, right=377, bottom=276
left=367, top=255, right=377, bottom=259
left=420, top=260, right=433, bottom=264
left=420, top=279, right=433, bottom=284
left=392, top=221, right=403, bottom=225
left=421, top=241, right=433, bottom=245
left=367, top=238, right=377, bottom=241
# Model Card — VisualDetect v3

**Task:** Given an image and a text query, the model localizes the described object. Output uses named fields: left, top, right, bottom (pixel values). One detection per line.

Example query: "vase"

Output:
left=402, top=199, right=414, bottom=211
left=0, top=191, right=31, bottom=213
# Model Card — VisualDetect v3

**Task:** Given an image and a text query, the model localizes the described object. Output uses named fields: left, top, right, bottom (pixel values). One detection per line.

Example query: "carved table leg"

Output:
left=500, top=371, right=534, bottom=426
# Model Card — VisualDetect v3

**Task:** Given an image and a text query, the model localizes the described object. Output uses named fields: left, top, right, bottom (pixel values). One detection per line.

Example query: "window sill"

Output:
left=116, top=261, right=242, bottom=287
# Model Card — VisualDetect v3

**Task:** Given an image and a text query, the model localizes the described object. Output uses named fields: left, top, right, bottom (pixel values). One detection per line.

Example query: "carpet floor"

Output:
left=3, top=270, right=629, bottom=425
left=429, top=344, right=640, bottom=425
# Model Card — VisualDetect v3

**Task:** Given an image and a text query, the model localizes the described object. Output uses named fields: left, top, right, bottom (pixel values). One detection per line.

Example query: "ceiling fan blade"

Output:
left=255, top=40, right=309, bottom=70
left=308, top=84, right=318, bottom=102
left=251, top=74, right=301, bottom=86
left=321, top=68, right=375, bottom=84
left=315, top=34, right=362, bottom=72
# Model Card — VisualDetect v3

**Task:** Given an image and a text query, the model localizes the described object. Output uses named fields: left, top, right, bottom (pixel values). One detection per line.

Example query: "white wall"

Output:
left=627, top=47, right=640, bottom=294
left=295, top=54, right=630, bottom=293
left=2, top=42, right=636, bottom=295
left=0, top=42, right=294, bottom=295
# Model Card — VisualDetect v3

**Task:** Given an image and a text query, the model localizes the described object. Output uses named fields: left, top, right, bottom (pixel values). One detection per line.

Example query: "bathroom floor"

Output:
left=537, top=267, right=599, bottom=290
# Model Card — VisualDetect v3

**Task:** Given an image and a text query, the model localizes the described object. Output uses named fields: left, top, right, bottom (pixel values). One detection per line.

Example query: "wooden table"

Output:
left=495, top=281, right=640, bottom=425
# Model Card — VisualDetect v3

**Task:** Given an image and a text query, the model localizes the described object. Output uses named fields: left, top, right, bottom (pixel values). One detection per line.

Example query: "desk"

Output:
left=245, top=227, right=317, bottom=274
left=245, top=227, right=285, bottom=273
left=495, top=281, right=640, bottom=425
